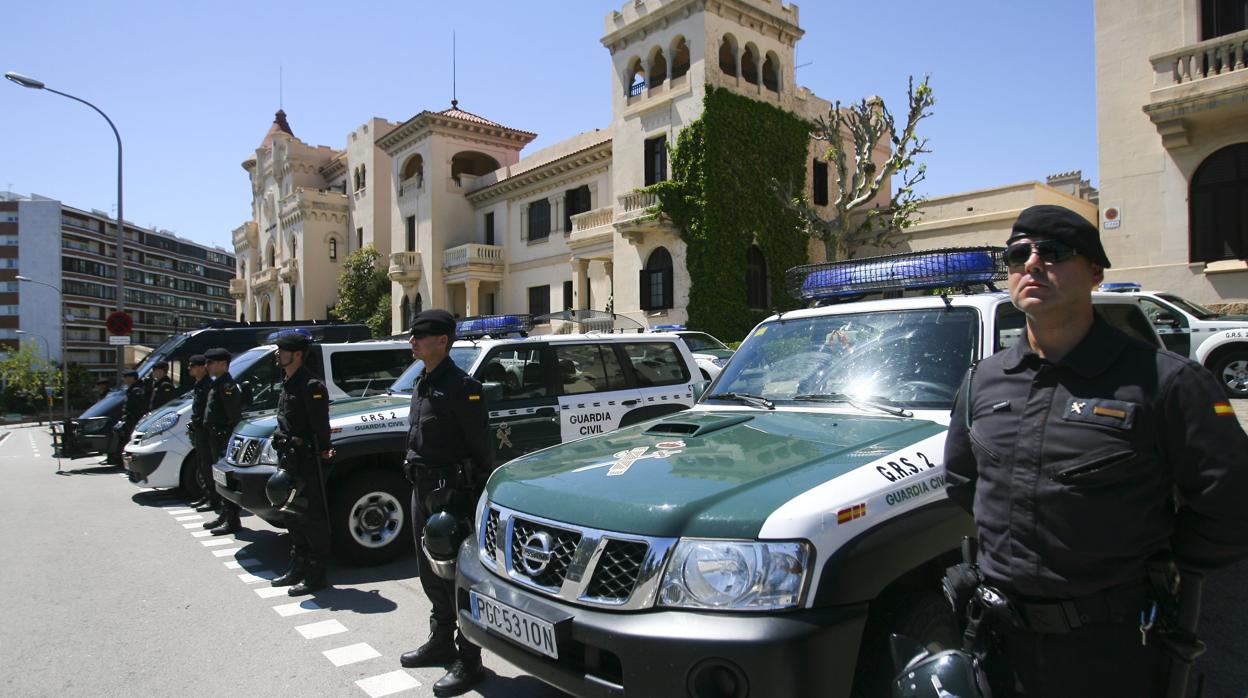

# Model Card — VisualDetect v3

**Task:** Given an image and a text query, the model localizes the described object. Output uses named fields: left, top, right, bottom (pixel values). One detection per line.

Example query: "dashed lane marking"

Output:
left=296, top=619, right=348, bottom=640
left=166, top=509, right=195, bottom=515
left=176, top=515, right=204, bottom=522
left=255, top=586, right=290, bottom=599
left=191, top=531, right=212, bottom=538
left=238, top=573, right=272, bottom=584
left=225, top=558, right=261, bottom=570
left=272, top=599, right=322, bottom=617
left=355, top=670, right=421, bottom=697
left=201, top=538, right=236, bottom=547
left=323, top=642, right=381, bottom=667
left=183, top=522, right=204, bottom=529
left=211, top=547, right=244, bottom=557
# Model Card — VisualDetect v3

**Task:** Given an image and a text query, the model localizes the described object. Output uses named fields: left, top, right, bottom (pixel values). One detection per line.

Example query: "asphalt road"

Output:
left=2, top=408, right=1246, bottom=698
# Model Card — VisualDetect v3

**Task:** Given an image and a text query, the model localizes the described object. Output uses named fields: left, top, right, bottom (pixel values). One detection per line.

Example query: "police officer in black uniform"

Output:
left=945, top=205, right=1248, bottom=697
left=148, top=360, right=177, bottom=412
left=112, top=368, right=146, bottom=465
left=201, top=347, right=244, bottom=535
left=267, top=330, right=335, bottom=596
left=398, top=309, right=493, bottom=697
left=94, top=378, right=111, bottom=401
left=183, top=355, right=215, bottom=509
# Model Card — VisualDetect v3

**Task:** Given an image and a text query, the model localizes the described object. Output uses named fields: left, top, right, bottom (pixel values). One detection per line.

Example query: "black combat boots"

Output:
left=210, top=508, right=240, bottom=535
left=270, top=554, right=307, bottom=587
left=194, top=499, right=218, bottom=512
left=201, top=512, right=225, bottom=529
left=286, top=563, right=327, bottom=596
left=432, top=656, right=485, bottom=697
left=399, top=623, right=456, bottom=668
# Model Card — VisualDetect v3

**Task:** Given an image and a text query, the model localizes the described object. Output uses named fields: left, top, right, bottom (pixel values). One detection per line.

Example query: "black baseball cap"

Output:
left=123, top=369, right=139, bottom=378
left=272, top=328, right=313, bottom=352
left=410, top=309, right=456, bottom=340
left=205, top=348, right=231, bottom=362
left=1006, top=204, right=1111, bottom=268
left=188, top=354, right=207, bottom=367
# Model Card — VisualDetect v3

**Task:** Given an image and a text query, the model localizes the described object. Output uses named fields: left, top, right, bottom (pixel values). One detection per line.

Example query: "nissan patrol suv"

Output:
left=213, top=316, right=704, bottom=565
left=454, top=249, right=1163, bottom=698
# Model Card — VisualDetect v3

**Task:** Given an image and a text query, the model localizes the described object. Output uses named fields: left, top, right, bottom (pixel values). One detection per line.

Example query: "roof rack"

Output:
left=456, top=314, right=533, bottom=339
left=532, top=310, right=646, bottom=334
left=786, top=247, right=1007, bottom=304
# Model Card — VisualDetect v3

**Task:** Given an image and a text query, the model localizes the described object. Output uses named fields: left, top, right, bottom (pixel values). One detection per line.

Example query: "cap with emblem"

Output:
left=1006, top=204, right=1111, bottom=268
left=205, top=348, right=231, bottom=362
left=123, top=369, right=139, bottom=378
left=188, top=354, right=207, bottom=367
left=272, top=328, right=313, bottom=352
left=410, top=309, right=456, bottom=340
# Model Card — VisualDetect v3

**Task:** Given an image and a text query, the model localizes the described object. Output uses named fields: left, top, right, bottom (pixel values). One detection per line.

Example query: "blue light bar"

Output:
left=1099, top=282, right=1141, bottom=292
left=456, top=314, right=532, bottom=338
left=265, top=328, right=314, bottom=344
left=652, top=324, right=686, bottom=331
left=786, top=247, right=1007, bottom=303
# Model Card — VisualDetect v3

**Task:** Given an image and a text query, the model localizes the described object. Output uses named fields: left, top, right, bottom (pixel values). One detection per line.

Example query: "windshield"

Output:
left=229, top=346, right=276, bottom=379
left=710, top=308, right=979, bottom=409
left=389, top=347, right=483, bottom=394
left=1156, top=293, right=1218, bottom=320
left=678, top=332, right=729, bottom=352
left=134, top=334, right=188, bottom=376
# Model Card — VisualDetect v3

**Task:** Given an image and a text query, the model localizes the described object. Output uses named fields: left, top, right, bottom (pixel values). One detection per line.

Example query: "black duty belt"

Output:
left=1005, top=580, right=1151, bottom=634
left=409, top=462, right=461, bottom=481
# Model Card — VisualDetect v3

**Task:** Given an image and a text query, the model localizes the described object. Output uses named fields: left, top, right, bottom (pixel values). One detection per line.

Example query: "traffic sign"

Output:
left=108, top=335, right=131, bottom=346
left=106, top=311, right=134, bottom=336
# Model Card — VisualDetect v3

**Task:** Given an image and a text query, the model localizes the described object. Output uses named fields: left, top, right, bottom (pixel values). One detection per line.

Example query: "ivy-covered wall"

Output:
left=650, top=86, right=810, bottom=342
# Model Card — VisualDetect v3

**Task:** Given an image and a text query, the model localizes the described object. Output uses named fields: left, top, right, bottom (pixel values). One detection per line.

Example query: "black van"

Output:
left=59, top=320, right=370, bottom=458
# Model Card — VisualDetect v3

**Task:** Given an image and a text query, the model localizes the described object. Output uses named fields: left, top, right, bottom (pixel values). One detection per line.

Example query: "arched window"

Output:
left=763, top=52, right=780, bottom=92
left=1190, top=142, right=1248, bottom=263
left=414, top=292, right=423, bottom=315
left=359, top=164, right=366, bottom=190
left=746, top=245, right=769, bottom=309
left=627, top=57, right=646, bottom=97
left=718, top=35, right=738, bottom=76
left=266, top=243, right=275, bottom=267
left=290, top=236, right=297, bottom=259
left=352, top=167, right=360, bottom=192
left=401, top=295, right=412, bottom=332
left=649, top=49, right=667, bottom=88
left=450, top=151, right=500, bottom=184
left=741, top=44, right=760, bottom=85
left=401, top=154, right=424, bottom=186
left=671, top=37, right=690, bottom=80
left=640, top=247, right=673, bottom=311
left=329, top=238, right=338, bottom=262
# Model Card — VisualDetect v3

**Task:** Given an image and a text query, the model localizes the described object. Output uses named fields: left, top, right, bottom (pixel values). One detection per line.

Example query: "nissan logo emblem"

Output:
left=519, top=531, right=554, bottom=576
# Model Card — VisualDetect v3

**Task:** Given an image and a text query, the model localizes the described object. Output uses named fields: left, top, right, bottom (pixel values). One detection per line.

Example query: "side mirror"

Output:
left=1152, top=311, right=1180, bottom=327
left=482, top=382, right=504, bottom=405
left=691, top=380, right=711, bottom=400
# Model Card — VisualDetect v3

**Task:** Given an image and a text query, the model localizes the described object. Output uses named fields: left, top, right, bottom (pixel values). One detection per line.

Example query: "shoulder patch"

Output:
left=468, top=394, right=481, bottom=401
left=311, top=393, right=324, bottom=400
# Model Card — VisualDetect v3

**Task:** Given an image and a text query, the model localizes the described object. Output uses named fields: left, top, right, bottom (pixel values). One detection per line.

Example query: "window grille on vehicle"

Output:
left=483, top=509, right=500, bottom=560
left=585, top=539, right=649, bottom=601
left=226, top=436, right=263, bottom=466
left=509, top=518, right=581, bottom=590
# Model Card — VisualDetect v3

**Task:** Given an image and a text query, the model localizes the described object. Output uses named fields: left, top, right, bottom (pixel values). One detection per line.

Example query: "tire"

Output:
left=851, top=588, right=959, bottom=698
left=330, top=467, right=412, bottom=566
left=1209, top=349, right=1248, bottom=399
left=177, top=451, right=204, bottom=500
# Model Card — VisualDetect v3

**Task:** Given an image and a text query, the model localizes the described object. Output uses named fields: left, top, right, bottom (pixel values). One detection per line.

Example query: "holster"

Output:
left=944, top=537, right=984, bottom=635
left=1144, top=555, right=1206, bottom=698
left=403, top=457, right=463, bottom=486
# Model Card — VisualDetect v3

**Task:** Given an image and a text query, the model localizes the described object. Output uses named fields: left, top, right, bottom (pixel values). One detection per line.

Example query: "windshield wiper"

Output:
left=706, top=392, right=775, bottom=410
left=792, top=392, right=912, bottom=418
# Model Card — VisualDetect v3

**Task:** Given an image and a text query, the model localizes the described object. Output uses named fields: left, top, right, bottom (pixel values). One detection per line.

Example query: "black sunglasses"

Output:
left=1004, top=240, right=1078, bottom=267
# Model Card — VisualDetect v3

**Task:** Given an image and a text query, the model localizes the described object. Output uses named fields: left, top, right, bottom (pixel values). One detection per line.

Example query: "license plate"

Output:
left=212, top=468, right=227, bottom=487
left=470, top=590, right=558, bottom=659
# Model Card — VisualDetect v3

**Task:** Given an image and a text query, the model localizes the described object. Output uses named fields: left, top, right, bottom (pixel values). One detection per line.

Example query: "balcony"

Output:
left=614, top=191, right=674, bottom=245
left=232, top=221, right=258, bottom=250
left=1146, top=29, right=1248, bottom=148
left=442, top=243, right=504, bottom=283
left=398, top=175, right=423, bottom=199
left=279, top=258, right=298, bottom=282
left=229, top=278, right=248, bottom=299
left=251, top=267, right=278, bottom=290
left=387, top=251, right=423, bottom=287
left=568, top=206, right=615, bottom=253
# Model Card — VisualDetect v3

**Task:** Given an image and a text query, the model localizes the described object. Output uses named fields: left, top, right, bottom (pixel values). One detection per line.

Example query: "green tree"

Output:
left=331, top=244, right=391, bottom=337
left=0, top=342, right=56, bottom=414
left=781, top=75, right=935, bottom=261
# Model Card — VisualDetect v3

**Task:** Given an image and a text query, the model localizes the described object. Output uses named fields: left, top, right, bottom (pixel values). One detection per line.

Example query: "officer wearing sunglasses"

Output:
left=944, top=204, right=1248, bottom=697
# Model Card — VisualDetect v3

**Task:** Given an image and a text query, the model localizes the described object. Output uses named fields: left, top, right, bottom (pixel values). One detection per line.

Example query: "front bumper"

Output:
left=60, top=417, right=115, bottom=458
left=123, top=431, right=190, bottom=487
left=455, top=544, right=868, bottom=698
left=213, top=460, right=284, bottom=527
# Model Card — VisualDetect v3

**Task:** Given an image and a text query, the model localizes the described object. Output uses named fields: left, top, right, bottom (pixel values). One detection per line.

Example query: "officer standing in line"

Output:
left=398, top=309, right=493, bottom=697
left=267, top=330, right=335, bottom=596
left=94, top=378, right=111, bottom=401
left=201, top=348, right=244, bottom=535
left=183, top=355, right=214, bottom=510
left=148, top=361, right=177, bottom=412
left=945, top=205, right=1248, bottom=697
left=112, top=368, right=146, bottom=465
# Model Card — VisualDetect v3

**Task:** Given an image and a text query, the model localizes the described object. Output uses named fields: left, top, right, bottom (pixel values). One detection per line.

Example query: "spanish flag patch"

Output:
left=1214, top=402, right=1235, bottom=417
left=468, top=394, right=480, bottom=401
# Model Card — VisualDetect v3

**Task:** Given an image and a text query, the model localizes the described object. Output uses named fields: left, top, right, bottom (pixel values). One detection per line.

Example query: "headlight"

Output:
left=657, top=539, right=810, bottom=611
left=258, top=438, right=279, bottom=465
left=142, top=412, right=180, bottom=438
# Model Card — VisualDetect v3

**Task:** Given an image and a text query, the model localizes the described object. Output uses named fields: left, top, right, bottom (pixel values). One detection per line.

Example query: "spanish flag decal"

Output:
left=837, top=503, right=867, bottom=524
left=1214, top=402, right=1235, bottom=417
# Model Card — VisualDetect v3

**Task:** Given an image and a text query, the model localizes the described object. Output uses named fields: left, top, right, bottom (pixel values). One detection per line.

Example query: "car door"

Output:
left=615, top=340, right=697, bottom=425
left=475, top=344, right=560, bottom=465
left=552, top=342, right=643, bottom=441
left=1138, top=297, right=1191, bottom=356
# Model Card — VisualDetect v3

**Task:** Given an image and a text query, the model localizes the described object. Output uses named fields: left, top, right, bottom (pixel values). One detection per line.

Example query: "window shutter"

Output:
left=639, top=270, right=653, bottom=310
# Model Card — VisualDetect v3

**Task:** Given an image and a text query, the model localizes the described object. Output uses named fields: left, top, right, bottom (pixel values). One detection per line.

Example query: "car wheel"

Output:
left=1210, top=349, right=1248, bottom=399
left=177, top=451, right=204, bottom=500
left=851, top=588, right=959, bottom=698
left=330, top=468, right=412, bottom=566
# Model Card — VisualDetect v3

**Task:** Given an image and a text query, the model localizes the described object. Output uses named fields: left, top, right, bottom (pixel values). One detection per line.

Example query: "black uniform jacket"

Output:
left=122, top=383, right=147, bottom=425
left=203, top=372, right=243, bottom=440
left=274, top=366, right=331, bottom=453
left=189, top=376, right=211, bottom=429
left=149, top=376, right=176, bottom=412
left=946, top=316, right=1248, bottom=599
left=405, top=357, right=493, bottom=484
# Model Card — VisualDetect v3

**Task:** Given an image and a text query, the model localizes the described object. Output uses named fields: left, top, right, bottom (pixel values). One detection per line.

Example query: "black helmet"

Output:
left=891, top=635, right=991, bottom=698
left=424, top=486, right=471, bottom=519
left=265, top=469, right=308, bottom=516
left=421, top=510, right=472, bottom=580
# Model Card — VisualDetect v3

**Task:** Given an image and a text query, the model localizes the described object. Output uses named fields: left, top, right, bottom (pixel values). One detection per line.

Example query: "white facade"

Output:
left=15, top=197, right=62, bottom=362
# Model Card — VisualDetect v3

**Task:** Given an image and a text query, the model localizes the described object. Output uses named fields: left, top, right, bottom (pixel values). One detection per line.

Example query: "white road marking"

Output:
left=323, top=642, right=381, bottom=667
left=225, top=558, right=261, bottom=570
left=355, top=670, right=421, bottom=697
left=255, top=586, right=290, bottom=599
left=175, top=515, right=203, bottom=521
left=211, top=547, right=244, bottom=557
left=182, top=522, right=204, bottom=529
left=238, top=572, right=271, bottom=584
left=295, top=619, right=348, bottom=640
left=272, top=599, right=322, bottom=617
left=166, top=509, right=195, bottom=515
left=191, top=531, right=212, bottom=538
left=201, top=538, right=236, bottom=547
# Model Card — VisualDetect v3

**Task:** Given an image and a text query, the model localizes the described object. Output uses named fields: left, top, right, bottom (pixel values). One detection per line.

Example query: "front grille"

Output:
left=226, top=436, right=262, bottom=466
left=585, top=539, right=649, bottom=600
left=241, top=439, right=261, bottom=464
left=510, top=518, right=580, bottom=589
left=483, top=509, right=500, bottom=560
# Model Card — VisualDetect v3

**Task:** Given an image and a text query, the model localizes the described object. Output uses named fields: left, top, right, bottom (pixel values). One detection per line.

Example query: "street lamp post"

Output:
left=15, top=276, right=69, bottom=422
left=16, top=330, right=52, bottom=425
left=6, top=71, right=126, bottom=383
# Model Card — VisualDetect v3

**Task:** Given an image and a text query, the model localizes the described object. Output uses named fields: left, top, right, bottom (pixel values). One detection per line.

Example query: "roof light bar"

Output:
left=456, top=314, right=532, bottom=339
left=1098, top=282, right=1141, bottom=293
left=264, top=327, right=315, bottom=344
left=786, top=247, right=1007, bottom=303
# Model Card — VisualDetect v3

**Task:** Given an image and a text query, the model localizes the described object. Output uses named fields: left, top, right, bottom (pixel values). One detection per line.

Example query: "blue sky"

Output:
left=1, top=0, right=1096, bottom=251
